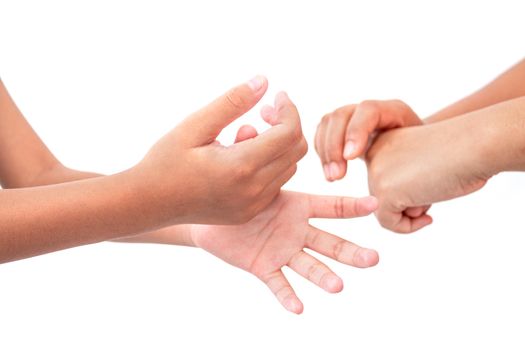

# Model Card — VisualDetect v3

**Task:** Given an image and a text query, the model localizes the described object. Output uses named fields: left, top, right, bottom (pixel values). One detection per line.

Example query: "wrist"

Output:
left=125, top=163, right=193, bottom=228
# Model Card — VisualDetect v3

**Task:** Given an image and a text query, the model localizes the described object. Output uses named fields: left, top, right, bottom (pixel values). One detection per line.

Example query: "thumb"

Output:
left=179, top=75, right=268, bottom=146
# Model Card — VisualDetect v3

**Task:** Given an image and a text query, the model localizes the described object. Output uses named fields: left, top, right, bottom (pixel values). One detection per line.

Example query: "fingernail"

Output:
left=247, top=75, right=264, bottom=92
left=343, top=141, right=356, bottom=159
left=323, top=164, right=331, bottom=180
left=329, top=162, right=340, bottom=179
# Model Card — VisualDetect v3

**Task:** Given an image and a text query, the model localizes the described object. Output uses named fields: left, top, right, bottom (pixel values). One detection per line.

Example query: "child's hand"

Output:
left=191, top=191, right=379, bottom=314
left=315, top=100, right=422, bottom=181
left=134, top=77, right=307, bottom=226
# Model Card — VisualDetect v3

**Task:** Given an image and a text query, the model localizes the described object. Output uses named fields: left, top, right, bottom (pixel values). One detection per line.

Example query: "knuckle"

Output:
left=299, top=138, right=308, bottom=157
left=359, top=99, right=379, bottom=112
left=389, top=99, right=412, bottom=115
left=332, top=107, right=353, bottom=122
left=307, top=262, right=323, bottom=280
left=333, top=240, right=348, bottom=261
left=234, top=162, right=256, bottom=179
left=321, top=113, right=332, bottom=124
left=307, top=229, right=322, bottom=247
left=334, top=104, right=356, bottom=114
left=288, top=164, right=298, bottom=178
left=291, top=124, right=304, bottom=142
left=377, top=215, right=394, bottom=231
left=225, top=88, right=248, bottom=110
left=327, top=144, right=343, bottom=161
left=333, top=196, right=347, bottom=218
left=390, top=98, right=406, bottom=107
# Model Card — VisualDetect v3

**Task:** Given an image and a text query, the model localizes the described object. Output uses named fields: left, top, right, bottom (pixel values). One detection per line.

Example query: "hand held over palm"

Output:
left=133, top=77, right=308, bottom=226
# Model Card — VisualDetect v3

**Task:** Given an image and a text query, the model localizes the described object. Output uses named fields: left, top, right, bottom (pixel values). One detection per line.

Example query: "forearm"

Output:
left=426, top=59, right=525, bottom=123
left=447, top=96, right=525, bottom=176
left=477, top=97, right=525, bottom=174
left=0, top=168, right=186, bottom=263
left=113, top=224, right=195, bottom=247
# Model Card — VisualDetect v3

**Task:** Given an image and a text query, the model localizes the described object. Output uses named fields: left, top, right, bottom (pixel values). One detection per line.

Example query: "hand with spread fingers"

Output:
left=191, top=191, right=379, bottom=314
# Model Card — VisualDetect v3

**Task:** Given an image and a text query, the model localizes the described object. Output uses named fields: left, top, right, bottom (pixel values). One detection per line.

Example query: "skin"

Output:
left=121, top=118, right=380, bottom=313
left=121, top=192, right=380, bottom=314
left=0, top=76, right=309, bottom=262
left=0, top=78, right=380, bottom=313
left=315, top=59, right=525, bottom=232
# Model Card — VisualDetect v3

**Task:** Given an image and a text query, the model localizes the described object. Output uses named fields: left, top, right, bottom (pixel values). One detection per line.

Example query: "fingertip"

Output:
left=328, top=162, right=347, bottom=181
left=275, top=91, right=289, bottom=105
left=359, top=196, right=379, bottom=214
left=247, top=75, right=268, bottom=94
left=323, top=275, right=344, bottom=293
left=284, top=297, right=304, bottom=314
left=359, top=249, right=380, bottom=267
left=260, top=105, right=276, bottom=124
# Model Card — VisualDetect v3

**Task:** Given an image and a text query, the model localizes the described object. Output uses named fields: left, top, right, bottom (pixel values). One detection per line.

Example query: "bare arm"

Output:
left=425, top=59, right=525, bottom=123
left=0, top=77, right=308, bottom=263
left=364, top=96, right=525, bottom=233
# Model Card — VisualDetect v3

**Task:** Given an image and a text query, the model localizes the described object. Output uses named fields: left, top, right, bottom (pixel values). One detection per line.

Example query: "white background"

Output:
left=1, top=1, right=524, bottom=349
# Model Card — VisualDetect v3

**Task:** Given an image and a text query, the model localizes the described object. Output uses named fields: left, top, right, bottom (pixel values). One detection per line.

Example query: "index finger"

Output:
left=237, top=92, right=305, bottom=166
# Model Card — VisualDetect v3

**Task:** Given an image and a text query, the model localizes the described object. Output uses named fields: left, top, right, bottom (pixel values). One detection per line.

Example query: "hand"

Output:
left=134, top=76, right=308, bottom=225
left=366, top=120, right=490, bottom=233
left=315, top=100, right=422, bottom=181
left=191, top=191, right=379, bottom=314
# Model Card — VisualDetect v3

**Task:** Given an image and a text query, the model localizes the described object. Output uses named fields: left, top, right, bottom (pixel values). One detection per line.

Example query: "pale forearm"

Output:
left=475, top=97, right=525, bottom=174
left=426, top=59, right=525, bottom=123
left=442, top=96, right=525, bottom=176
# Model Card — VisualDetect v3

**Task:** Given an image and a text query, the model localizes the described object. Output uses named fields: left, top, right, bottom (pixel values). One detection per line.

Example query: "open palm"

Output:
left=191, top=191, right=379, bottom=314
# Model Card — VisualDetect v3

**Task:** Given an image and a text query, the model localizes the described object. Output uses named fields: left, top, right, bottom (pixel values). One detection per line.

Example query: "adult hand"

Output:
left=191, top=191, right=379, bottom=314
left=315, top=100, right=422, bottom=181
left=365, top=119, right=491, bottom=233
left=135, top=76, right=308, bottom=225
